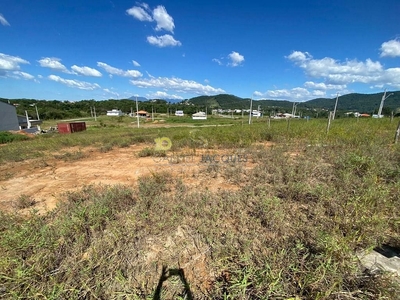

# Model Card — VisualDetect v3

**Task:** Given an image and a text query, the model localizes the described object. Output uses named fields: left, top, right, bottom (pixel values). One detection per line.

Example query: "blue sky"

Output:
left=1, top=0, right=399, bottom=102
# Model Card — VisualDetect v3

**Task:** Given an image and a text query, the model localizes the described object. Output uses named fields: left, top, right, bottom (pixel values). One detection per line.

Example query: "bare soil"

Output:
left=0, top=143, right=265, bottom=213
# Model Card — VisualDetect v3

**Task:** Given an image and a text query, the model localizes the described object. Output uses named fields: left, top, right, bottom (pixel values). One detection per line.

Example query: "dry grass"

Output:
left=1, top=118, right=400, bottom=299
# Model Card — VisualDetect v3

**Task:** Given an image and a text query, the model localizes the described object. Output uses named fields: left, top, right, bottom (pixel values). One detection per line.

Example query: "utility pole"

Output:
left=333, top=93, right=339, bottom=120
left=34, top=104, right=40, bottom=120
left=377, top=89, right=394, bottom=118
left=136, top=96, right=140, bottom=128
left=25, top=110, right=31, bottom=129
left=248, top=96, right=253, bottom=125
left=93, top=106, right=97, bottom=121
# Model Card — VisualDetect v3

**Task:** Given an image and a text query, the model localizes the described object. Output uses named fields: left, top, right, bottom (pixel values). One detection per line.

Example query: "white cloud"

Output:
left=287, top=51, right=311, bottom=63
left=147, top=34, right=181, bottom=47
left=132, top=60, right=141, bottom=67
left=260, top=87, right=311, bottom=100
left=212, top=58, right=222, bottom=65
left=126, top=6, right=152, bottom=21
left=213, top=52, right=245, bottom=67
left=97, top=62, right=142, bottom=78
left=13, top=71, right=35, bottom=80
left=130, top=76, right=225, bottom=95
left=380, top=39, right=400, bottom=57
left=287, top=50, right=400, bottom=89
left=38, top=57, right=72, bottom=73
left=153, top=5, right=175, bottom=33
left=48, top=75, right=100, bottom=90
left=304, top=81, right=347, bottom=91
left=71, top=65, right=102, bottom=77
left=126, top=4, right=175, bottom=33
left=0, top=13, right=10, bottom=26
left=228, top=51, right=245, bottom=67
left=148, top=91, right=183, bottom=100
left=103, top=88, right=120, bottom=98
left=0, top=53, right=29, bottom=71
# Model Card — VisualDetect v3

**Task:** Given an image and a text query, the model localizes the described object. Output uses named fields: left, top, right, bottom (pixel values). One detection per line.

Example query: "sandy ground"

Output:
left=0, top=144, right=261, bottom=213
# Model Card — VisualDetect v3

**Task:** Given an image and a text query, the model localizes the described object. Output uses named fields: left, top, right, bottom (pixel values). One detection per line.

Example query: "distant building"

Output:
left=192, top=112, right=207, bottom=120
left=175, top=110, right=184, bottom=116
left=0, top=101, right=19, bottom=131
left=107, top=109, right=124, bottom=116
left=136, top=110, right=149, bottom=118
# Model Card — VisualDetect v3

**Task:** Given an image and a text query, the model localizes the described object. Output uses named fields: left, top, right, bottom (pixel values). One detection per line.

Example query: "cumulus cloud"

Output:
left=148, top=91, right=183, bottom=100
left=254, top=87, right=331, bottom=101
left=38, top=57, right=72, bottom=73
left=213, top=51, right=245, bottom=67
left=0, top=53, right=29, bottom=71
left=48, top=75, right=100, bottom=90
left=304, top=81, right=347, bottom=91
left=132, top=60, right=141, bottom=67
left=127, top=4, right=175, bottom=33
left=287, top=50, right=400, bottom=89
left=130, top=76, right=225, bottom=95
left=228, top=51, right=245, bottom=67
left=380, top=39, right=400, bottom=57
left=0, top=13, right=10, bottom=26
left=103, top=88, right=120, bottom=98
left=13, top=71, right=35, bottom=80
left=97, top=62, right=142, bottom=78
left=147, top=34, right=181, bottom=47
left=153, top=5, right=175, bottom=32
left=126, top=6, right=152, bottom=21
left=127, top=3, right=180, bottom=47
left=255, top=87, right=311, bottom=100
left=71, top=65, right=102, bottom=77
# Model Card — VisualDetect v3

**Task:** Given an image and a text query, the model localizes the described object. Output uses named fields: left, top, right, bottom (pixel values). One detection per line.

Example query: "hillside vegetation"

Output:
left=2, top=90, right=400, bottom=121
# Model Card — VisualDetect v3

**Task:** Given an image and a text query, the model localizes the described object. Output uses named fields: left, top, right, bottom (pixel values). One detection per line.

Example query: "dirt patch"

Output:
left=0, top=144, right=260, bottom=213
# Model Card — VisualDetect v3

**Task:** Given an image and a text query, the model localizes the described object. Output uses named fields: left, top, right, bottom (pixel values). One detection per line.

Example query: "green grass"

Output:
left=1, top=117, right=400, bottom=298
left=0, top=132, right=30, bottom=144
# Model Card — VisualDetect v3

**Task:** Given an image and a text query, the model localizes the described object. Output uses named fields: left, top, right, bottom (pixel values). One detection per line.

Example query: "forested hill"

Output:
left=1, top=90, right=400, bottom=120
left=188, top=91, right=400, bottom=113
left=303, top=91, right=400, bottom=112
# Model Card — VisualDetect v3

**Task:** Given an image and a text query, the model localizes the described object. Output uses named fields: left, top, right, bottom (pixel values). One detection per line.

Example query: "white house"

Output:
left=175, top=110, right=184, bottom=116
left=107, top=109, right=124, bottom=116
left=192, top=112, right=207, bottom=120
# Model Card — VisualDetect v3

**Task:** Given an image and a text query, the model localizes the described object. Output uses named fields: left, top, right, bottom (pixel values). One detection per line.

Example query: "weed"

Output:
left=54, top=151, right=86, bottom=161
left=13, top=194, right=36, bottom=209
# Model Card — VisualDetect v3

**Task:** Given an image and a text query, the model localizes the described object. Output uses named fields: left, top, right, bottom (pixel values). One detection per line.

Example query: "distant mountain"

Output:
left=187, top=91, right=400, bottom=113
left=127, top=96, right=148, bottom=101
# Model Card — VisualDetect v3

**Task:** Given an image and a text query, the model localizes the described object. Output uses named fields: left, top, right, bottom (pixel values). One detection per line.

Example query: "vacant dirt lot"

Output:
left=0, top=144, right=263, bottom=213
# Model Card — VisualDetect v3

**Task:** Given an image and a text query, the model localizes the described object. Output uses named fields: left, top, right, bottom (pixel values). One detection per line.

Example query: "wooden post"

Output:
left=326, top=111, right=333, bottom=134
left=394, top=120, right=400, bottom=144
